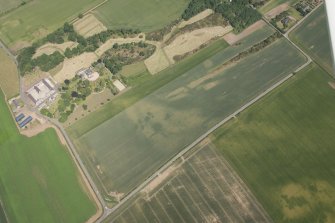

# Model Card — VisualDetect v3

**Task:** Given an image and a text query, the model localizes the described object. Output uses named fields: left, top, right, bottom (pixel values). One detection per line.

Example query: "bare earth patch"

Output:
left=329, top=82, right=335, bottom=89
left=33, top=41, right=78, bottom=58
left=74, top=13, right=107, bottom=38
left=265, top=3, right=289, bottom=19
left=164, top=26, right=233, bottom=62
left=54, top=52, right=98, bottom=83
left=144, top=41, right=171, bottom=74
left=178, top=9, right=214, bottom=29
left=224, top=20, right=266, bottom=45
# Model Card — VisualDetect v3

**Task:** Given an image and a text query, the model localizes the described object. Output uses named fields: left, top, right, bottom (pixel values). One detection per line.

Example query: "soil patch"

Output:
left=74, top=13, right=107, bottom=38
left=265, top=3, right=289, bottom=19
left=223, top=20, right=266, bottom=45
left=144, top=41, right=171, bottom=74
left=178, top=9, right=214, bottom=29
left=164, top=26, right=232, bottom=62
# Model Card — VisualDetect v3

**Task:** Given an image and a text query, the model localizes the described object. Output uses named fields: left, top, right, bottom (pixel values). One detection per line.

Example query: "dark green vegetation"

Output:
left=67, top=25, right=274, bottom=138
left=290, top=5, right=334, bottom=75
left=0, top=92, right=96, bottom=222
left=17, top=22, right=140, bottom=75
left=74, top=33, right=306, bottom=197
left=0, top=0, right=105, bottom=47
left=182, top=0, right=261, bottom=32
left=93, top=0, right=189, bottom=32
left=109, top=145, right=271, bottom=223
left=100, top=41, right=155, bottom=74
left=212, top=63, right=335, bottom=223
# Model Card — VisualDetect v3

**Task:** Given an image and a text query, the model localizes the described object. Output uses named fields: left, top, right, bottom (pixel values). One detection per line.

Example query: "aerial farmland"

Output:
left=0, top=0, right=334, bottom=222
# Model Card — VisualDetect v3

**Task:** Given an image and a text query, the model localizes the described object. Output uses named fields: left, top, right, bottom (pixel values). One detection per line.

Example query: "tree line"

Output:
left=181, top=0, right=262, bottom=32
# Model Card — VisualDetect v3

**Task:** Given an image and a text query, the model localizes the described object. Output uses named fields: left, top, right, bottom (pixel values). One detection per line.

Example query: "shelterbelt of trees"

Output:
left=182, top=0, right=261, bottom=32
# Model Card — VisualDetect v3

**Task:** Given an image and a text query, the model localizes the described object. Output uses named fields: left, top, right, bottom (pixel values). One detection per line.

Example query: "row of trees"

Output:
left=181, top=0, right=262, bottom=32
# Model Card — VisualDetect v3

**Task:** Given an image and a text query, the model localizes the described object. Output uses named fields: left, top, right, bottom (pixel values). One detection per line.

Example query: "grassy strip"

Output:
left=0, top=91, right=96, bottom=222
left=67, top=39, right=229, bottom=138
left=0, top=48, right=19, bottom=98
left=212, top=63, right=335, bottom=223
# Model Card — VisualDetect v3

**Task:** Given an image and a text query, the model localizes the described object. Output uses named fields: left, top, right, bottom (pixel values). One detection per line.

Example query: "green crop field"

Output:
left=212, top=63, right=335, bottom=223
left=109, top=144, right=271, bottom=223
left=0, top=0, right=23, bottom=14
left=93, top=0, right=189, bottom=32
left=0, top=0, right=104, bottom=48
left=290, top=5, right=334, bottom=75
left=0, top=92, right=96, bottom=222
left=67, top=25, right=275, bottom=138
left=259, top=0, right=299, bottom=14
left=0, top=48, right=19, bottom=98
left=73, top=30, right=306, bottom=197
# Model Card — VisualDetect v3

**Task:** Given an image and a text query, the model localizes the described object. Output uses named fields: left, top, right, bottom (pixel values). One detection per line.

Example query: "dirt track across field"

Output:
left=265, top=3, right=289, bottom=19
left=164, top=26, right=232, bottom=62
left=33, top=41, right=78, bottom=58
left=223, top=20, right=266, bottom=45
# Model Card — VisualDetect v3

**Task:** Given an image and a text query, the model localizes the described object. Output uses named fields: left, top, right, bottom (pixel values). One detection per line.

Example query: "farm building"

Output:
left=77, top=67, right=99, bottom=81
left=26, top=78, right=57, bottom=109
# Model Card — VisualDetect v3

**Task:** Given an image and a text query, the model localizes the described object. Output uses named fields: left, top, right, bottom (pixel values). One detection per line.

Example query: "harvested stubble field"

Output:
left=93, top=0, right=189, bottom=32
left=72, top=26, right=306, bottom=197
left=290, top=5, right=334, bottom=75
left=73, top=14, right=107, bottom=38
left=111, top=144, right=271, bottom=223
left=0, top=92, right=96, bottom=222
left=0, top=48, right=19, bottom=98
left=0, top=0, right=105, bottom=48
left=212, top=63, right=335, bottom=223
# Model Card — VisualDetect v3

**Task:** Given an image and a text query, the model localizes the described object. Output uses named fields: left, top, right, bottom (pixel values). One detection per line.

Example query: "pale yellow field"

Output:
left=0, top=48, right=19, bottom=98
left=74, top=14, right=107, bottom=38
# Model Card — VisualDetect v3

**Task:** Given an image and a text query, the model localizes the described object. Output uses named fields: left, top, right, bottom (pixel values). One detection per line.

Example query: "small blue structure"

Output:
left=19, top=116, right=33, bottom=128
left=15, top=113, right=25, bottom=122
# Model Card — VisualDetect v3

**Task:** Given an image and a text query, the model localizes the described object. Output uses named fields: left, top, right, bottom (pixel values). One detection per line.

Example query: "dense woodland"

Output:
left=182, top=0, right=261, bottom=32
left=17, top=23, right=140, bottom=75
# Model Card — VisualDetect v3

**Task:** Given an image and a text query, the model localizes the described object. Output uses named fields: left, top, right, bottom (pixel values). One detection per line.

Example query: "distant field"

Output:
left=0, top=92, right=96, bottom=222
left=93, top=0, right=189, bottom=32
left=0, top=0, right=22, bottom=14
left=0, top=0, right=104, bottom=48
left=74, top=31, right=306, bottom=196
left=290, top=5, right=334, bottom=75
left=110, top=145, right=271, bottom=223
left=67, top=25, right=274, bottom=138
left=0, top=48, right=19, bottom=98
left=259, top=0, right=299, bottom=14
left=212, top=63, right=335, bottom=223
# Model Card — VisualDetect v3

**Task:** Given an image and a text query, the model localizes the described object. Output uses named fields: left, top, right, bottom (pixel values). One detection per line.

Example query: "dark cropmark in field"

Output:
left=290, top=5, right=334, bottom=75
left=75, top=24, right=307, bottom=197
left=112, top=144, right=271, bottom=223
left=212, top=63, right=335, bottom=222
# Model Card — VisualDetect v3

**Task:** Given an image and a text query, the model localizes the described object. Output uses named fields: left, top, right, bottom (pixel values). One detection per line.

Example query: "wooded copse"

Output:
left=182, top=0, right=261, bottom=32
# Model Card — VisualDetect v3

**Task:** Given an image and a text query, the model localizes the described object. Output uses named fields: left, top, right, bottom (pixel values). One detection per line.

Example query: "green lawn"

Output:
left=290, top=5, right=334, bottom=75
left=0, top=92, right=96, bottom=222
left=93, top=0, right=189, bottom=32
left=67, top=24, right=275, bottom=139
left=212, top=63, right=335, bottom=223
left=75, top=34, right=305, bottom=197
left=0, top=0, right=104, bottom=48
left=0, top=0, right=23, bottom=14
left=0, top=48, right=19, bottom=98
